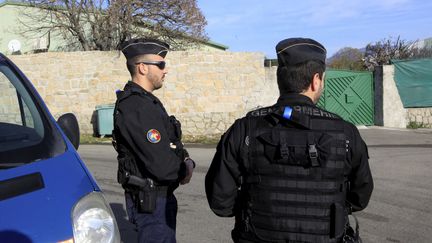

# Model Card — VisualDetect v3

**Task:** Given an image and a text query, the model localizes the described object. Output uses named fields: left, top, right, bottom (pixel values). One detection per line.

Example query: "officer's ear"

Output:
left=137, top=63, right=149, bottom=76
left=310, top=73, right=322, bottom=92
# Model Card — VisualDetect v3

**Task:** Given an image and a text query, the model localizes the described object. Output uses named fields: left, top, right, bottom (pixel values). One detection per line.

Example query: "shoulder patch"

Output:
left=147, top=129, right=161, bottom=143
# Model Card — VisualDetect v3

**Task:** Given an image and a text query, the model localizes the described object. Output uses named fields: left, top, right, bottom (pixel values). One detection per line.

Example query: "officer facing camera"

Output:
left=205, top=37, right=373, bottom=243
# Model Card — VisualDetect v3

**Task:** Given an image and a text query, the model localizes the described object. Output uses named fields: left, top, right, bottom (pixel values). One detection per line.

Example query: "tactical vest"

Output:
left=242, top=105, right=348, bottom=243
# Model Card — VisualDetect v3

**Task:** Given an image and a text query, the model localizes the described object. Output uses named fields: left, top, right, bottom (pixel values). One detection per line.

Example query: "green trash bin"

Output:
left=95, top=104, right=115, bottom=137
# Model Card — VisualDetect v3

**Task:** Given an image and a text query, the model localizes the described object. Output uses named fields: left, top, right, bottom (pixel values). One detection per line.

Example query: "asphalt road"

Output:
left=77, top=127, right=432, bottom=243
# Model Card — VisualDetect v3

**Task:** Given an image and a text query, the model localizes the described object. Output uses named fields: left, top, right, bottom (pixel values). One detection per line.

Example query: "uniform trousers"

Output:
left=125, top=192, right=177, bottom=243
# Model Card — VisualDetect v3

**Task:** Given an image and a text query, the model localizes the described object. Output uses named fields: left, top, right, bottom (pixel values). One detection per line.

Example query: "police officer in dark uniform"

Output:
left=113, top=38, right=196, bottom=243
left=205, top=38, right=373, bottom=243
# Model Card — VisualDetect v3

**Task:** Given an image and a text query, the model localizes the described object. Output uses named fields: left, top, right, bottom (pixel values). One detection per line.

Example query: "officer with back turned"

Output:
left=205, top=37, right=373, bottom=243
left=112, top=38, right=196, bottom=243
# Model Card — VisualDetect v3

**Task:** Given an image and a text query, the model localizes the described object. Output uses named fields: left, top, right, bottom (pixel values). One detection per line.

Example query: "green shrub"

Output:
left=406, top=121, right=427, bottom=129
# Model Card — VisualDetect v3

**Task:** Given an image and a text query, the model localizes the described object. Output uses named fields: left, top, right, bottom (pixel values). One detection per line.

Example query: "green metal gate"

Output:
left=317, top=70, right=374, bottom=125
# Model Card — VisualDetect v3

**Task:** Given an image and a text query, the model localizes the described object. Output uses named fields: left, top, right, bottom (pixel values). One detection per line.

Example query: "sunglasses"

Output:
left=136, top=61, right=166, bottom=70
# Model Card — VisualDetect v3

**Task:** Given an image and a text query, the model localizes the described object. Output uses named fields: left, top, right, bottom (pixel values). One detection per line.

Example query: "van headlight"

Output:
left=72, top=192, right=120, bottom=243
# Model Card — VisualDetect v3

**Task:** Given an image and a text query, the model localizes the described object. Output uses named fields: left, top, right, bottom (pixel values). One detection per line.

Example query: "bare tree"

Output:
left=363, top=36, right=415, bottom=71
left=18, top=0, right=208, bottom=51
left=363, top=36, right=432, bottom=71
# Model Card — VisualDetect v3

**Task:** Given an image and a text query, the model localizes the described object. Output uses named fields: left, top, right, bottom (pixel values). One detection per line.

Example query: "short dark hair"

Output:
left=126, top=55, right=141, bottom=76
left=276, top=60, right=325, bottom=94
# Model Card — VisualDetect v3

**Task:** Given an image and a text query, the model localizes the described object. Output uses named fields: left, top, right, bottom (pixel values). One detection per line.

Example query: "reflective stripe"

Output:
left=257, top=166, right=312, bottom=176
left=326, top=160, right=345, bottom=169
left=256, top=166, right=344, bottom=177
left=331, top=147, right=347, bottom=156
left=252, top=215, right=329, bottom=234
left=260, top=192, right=339, bottom=203
left=257, top=179, right=339, bottom=190
left=253, top=205, right=331, bottom=217
left=251, top=228, right=339, bottom=243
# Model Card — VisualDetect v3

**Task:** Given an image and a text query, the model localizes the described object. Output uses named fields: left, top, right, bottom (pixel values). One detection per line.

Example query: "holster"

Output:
left=136, top=182, right=157, bottom=214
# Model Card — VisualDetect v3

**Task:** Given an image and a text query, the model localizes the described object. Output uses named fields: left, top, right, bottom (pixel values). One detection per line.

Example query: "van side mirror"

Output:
left=57, top=113, right=80, bottom=150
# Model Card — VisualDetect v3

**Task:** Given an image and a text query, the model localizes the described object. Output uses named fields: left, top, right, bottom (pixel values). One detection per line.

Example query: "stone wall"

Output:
left=382, top=65, right=432, bottom=128
left=407, top=108, right=432, bottom=128
left=0, top=70, right=35, bottom=127
left=0, top=74, right=20, bottom=124
left=5, top=52, right=432, bottom=135
left=7, top=51, right=279, bottom=137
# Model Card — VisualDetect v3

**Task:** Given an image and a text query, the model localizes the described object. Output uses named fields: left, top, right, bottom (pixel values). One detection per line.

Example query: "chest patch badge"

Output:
left=147, top=129, right=161, bottom=143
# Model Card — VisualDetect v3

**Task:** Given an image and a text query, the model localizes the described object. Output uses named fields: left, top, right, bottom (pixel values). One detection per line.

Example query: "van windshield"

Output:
left=0, top=60, right=66, bottom=169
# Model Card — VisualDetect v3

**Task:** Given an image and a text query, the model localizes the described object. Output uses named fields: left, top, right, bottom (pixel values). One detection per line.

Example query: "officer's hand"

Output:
left=180, top=158, right=195, bottom=185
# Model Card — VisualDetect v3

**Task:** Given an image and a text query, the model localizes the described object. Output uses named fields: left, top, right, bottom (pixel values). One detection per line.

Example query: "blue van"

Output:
left=0, top=53, right=120, bottom=243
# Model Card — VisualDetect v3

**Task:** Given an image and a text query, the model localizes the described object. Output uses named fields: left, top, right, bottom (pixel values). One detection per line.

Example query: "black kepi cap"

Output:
left=276, top=38, right=326, bottom=67
left=120, top=38, right=169, bottom=61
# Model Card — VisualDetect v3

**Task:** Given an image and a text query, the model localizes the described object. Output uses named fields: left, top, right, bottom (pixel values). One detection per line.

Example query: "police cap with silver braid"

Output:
left=120, top=38, right=170, bottom=63
left=276, top=38, right=326, bottom=67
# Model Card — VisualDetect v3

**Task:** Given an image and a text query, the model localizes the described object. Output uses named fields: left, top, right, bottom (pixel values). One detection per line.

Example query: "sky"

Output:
left=197, top=0, right=432, bottom=58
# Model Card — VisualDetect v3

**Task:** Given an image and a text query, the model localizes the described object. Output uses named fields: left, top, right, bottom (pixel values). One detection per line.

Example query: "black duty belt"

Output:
left=154, top=185, right=173, bottom=196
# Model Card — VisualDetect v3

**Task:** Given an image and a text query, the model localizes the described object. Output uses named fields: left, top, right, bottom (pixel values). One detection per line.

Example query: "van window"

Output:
left=0, top=62, right=66, bottom=168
